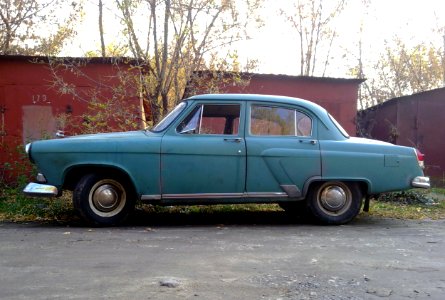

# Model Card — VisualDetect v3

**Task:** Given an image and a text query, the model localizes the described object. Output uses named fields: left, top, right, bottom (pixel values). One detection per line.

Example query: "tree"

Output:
left=0, top=0, right=81, bottom=55
left=353, top=39, right=445, bottom=109
left=352, top=38, right=445, bottom=138
left=282, top=0, right=346, bottom=76
left=47, top=57, right=143, bottom=134
left=115, top=0, right=262, bottom=123
left=47, top=0, right=260, bottom=134
left=99, top=0, right=106, bottom=57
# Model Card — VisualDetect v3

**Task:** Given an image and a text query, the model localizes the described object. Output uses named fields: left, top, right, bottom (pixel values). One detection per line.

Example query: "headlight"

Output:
left=25, top=143, right=31, bottom=154
left=25, top=143, right=34, bottom=163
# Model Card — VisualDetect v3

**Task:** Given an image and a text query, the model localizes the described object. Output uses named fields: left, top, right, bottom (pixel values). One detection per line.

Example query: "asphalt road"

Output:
left=0, top=213, right=444, bottom=299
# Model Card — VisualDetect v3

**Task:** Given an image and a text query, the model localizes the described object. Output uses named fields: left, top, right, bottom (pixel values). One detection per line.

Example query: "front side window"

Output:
left=250, top=105, right=312, bottom=137
left=177, top=104, right=240, bottom=135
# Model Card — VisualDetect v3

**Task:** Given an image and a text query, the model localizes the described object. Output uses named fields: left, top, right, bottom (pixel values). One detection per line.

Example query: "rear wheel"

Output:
left=73, top=174, right=135, bottom=226
left=307, top=181, right=362, bottom=225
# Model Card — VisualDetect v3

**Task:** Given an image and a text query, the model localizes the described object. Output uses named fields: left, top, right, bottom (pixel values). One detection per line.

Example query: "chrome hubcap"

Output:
left=88, top=179, right=127, bottom=218
left=320, top=185, right=347, bottom=212
left=92, top=184, right=121, bottom=213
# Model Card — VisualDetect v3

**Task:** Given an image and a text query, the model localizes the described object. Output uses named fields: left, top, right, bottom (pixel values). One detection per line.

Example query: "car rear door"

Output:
left=245, top=102, right=321, bottom=198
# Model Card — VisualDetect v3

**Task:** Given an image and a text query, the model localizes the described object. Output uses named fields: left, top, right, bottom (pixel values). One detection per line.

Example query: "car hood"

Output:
left=63, top=130, right=155, bottom=140
left=30, top=130, right=161, bottom=155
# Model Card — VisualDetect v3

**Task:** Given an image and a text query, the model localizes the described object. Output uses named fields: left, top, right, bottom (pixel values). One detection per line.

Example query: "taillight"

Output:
left=415, top=149, right=425, bottom=169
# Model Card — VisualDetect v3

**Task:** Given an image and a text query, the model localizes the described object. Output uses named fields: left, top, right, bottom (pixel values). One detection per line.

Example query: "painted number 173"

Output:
left=32, top=94, right=51, bottom=104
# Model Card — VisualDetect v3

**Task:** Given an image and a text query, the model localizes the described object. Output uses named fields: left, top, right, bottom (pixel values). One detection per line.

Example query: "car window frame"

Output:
left=169, top=101, right=245, bottom=137
left=328, top=113, right=350, bottom=138
left=248, top=103, right=315, bottom=138
left=150, top=101, right=188, bottom=133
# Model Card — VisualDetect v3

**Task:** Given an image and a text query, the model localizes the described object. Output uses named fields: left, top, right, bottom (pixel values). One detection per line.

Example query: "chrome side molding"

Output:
left=141, top=192, right=288, bottom=201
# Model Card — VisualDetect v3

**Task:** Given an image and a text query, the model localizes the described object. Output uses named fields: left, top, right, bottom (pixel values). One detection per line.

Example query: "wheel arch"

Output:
left=303, top=177, right=371, bottom=197
left=62, top=164, right=138, bottom=195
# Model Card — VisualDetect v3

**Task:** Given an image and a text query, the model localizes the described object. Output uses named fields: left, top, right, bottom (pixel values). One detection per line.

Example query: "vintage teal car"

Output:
left=23, top=94, right=430, bottom=226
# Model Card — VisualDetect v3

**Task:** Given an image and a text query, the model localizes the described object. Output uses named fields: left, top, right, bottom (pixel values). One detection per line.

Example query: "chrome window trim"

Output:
left=198, top=104, right=204, bottom=134
left=177, top=103, right=242, bottom=136
left=249, top=104, right=313, bottom=137
left=151, top=101, right=188, bottom=132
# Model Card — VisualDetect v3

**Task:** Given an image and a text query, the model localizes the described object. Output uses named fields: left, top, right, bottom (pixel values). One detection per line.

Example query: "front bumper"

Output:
left=411, top=176, right=430, bottom=189
left=23, top=183, right=59, bottom=197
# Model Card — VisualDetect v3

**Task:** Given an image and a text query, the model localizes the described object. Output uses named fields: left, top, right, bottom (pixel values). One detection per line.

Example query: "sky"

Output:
left=68, top=0, right=445, bottom=78
left=232, top=0, right=445, bottom=77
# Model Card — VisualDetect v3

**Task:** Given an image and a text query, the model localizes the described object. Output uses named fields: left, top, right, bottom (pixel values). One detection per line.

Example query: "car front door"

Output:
left=160, top=101, right=246, bottom=198
left=245, top=103, right=321, bottom=198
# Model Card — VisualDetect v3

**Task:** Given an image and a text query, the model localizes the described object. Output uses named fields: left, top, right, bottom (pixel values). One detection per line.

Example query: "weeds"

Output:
left=136, top=203, right=281, bottom=215
left=1, top=185, right=445, bottom=223
left=369, top=189, right=445, bottom=220
left=0, top=187, right=76, bottom=223
left=368, top=200, right=445, bottom=220
left=375, top=189, right=439, bottom=206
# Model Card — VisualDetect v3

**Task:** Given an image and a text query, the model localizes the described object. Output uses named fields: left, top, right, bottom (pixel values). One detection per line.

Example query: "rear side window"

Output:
left=250, top=105, right=312, bottom=137
left=177, top=104, right=240, bottom=135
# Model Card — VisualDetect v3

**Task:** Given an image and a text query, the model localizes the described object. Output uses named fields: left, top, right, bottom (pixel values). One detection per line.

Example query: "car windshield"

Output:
left=150, top=102, right=187, bottom=132
left=328, top=113, right=350, bottom=138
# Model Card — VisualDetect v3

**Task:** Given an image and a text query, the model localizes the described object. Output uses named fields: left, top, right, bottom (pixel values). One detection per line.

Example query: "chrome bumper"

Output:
left=411, top=176, right=430, bottom=189
left=23, top=183, right=59, bottom=197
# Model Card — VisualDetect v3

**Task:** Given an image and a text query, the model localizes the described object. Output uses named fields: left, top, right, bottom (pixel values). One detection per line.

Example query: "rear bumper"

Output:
left=411, top=176, right=430, bottom=189
left=23, top=183, right=59, bottom=197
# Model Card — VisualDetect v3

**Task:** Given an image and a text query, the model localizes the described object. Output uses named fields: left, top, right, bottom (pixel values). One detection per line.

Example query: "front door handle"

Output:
left=224, top=138, right=242, bottom=143
left=299, top=139, right=317, bottom=145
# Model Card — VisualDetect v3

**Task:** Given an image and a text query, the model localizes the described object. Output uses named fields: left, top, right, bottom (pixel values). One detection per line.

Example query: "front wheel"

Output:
left=73, top=174, right=135, bottom=226
left=307, top=181, right=363, bottom=225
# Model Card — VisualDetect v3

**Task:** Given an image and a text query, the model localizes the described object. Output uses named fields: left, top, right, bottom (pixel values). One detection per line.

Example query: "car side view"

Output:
left=23, top=94, right=430, bottom=226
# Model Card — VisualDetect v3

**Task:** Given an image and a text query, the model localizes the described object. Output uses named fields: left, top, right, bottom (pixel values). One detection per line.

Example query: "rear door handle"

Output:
left=224, top=138, right=242, bottom=143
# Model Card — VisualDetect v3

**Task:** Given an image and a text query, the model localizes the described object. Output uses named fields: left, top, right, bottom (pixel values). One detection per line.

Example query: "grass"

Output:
left=367, top=189, right=445, bottom=220
left=0, top=188, right=77, bottom=223
left=1, top=185, right=445, bottom=224
left=367, top=200, right=445, bottom=220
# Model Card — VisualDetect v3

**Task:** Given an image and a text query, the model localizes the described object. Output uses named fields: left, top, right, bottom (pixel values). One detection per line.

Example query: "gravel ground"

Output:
left=0, top=214, right=444, bottom=299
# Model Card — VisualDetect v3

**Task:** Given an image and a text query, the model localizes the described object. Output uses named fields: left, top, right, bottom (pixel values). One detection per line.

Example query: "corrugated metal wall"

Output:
left=0, top=56, right=140, bottom=182
left=1, top=56, right=363, bottom=183
left=189, top=72, right=364, bottom=136
left=362, top=88, right=445, bottom=183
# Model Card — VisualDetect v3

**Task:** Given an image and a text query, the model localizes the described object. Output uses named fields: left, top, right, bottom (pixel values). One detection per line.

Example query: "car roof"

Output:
left=186, top=93, right=328, bottom=116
